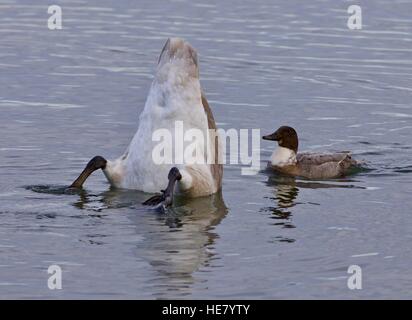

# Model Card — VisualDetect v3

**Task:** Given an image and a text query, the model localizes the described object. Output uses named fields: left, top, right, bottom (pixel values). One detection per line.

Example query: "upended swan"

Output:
left=262, top=126, right=361, bottom=179
left=70, top=38, right=222, bottom=207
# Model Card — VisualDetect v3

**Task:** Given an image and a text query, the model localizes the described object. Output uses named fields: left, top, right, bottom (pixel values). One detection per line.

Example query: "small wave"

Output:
left=24, top=185, right=81, bottom=195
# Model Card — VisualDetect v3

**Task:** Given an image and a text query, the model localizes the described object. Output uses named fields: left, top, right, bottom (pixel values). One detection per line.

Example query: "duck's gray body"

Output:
left=270, top=151, right=359, bottom=179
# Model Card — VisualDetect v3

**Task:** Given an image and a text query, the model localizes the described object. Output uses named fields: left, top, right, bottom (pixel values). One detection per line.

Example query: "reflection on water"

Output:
left=265, top=177, right=298, bottom=222
left=130, top=193, right=228, bottom=298
left=65, top=187, right=227, bottom=298
left=261, top=175, right=299, bottom=242
left=261, top=172, right=367, bottom=242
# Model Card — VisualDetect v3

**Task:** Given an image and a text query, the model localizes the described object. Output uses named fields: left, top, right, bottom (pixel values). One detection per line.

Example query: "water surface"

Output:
left=1, top=0, right=412, bottom=299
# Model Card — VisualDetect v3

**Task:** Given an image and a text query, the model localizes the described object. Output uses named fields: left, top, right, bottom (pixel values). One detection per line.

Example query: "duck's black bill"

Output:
left=262, top=133, right=278, bottom=141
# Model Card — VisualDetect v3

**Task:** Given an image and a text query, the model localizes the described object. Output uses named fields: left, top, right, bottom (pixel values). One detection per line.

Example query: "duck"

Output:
left=262, top=126, right=360, bottom=179
left=70, top=38, right=223, bottom=207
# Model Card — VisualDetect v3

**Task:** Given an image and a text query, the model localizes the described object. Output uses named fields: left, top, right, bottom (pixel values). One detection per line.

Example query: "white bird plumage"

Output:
left=71, top=38, right=222, bottom=204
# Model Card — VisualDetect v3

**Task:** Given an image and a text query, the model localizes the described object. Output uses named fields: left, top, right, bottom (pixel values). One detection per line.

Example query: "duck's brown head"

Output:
left=262, top=126, right=299, bottom=153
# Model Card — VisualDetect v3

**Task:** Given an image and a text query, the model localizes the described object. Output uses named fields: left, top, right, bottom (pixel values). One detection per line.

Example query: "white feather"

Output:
left=271, top=146, right=297, bottom=167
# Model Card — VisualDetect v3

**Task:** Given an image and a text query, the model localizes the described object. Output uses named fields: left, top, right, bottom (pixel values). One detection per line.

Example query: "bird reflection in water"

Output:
left=262, top=175, right=299, bottom=243
left=262, top=171, right=364, bottom=243
left=136, top=193, right=228, bottom=298
left=71, top=188, right=228, bottom=298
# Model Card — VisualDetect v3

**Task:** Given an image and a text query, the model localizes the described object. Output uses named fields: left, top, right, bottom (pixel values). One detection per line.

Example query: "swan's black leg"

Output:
left=142, top=167, right=182, bottom=208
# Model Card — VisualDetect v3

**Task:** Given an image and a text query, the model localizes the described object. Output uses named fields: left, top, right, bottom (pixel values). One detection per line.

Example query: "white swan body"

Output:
left=103, top=38, right=222, bottom=197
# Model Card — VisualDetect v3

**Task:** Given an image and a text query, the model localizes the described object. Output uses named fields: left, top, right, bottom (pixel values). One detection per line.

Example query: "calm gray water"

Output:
left=1, top=0, right=412, bottom=299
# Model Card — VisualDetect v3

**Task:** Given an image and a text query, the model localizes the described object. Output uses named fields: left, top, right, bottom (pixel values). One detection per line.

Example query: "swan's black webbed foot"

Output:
left=142, top=167, right=182, bottom=208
